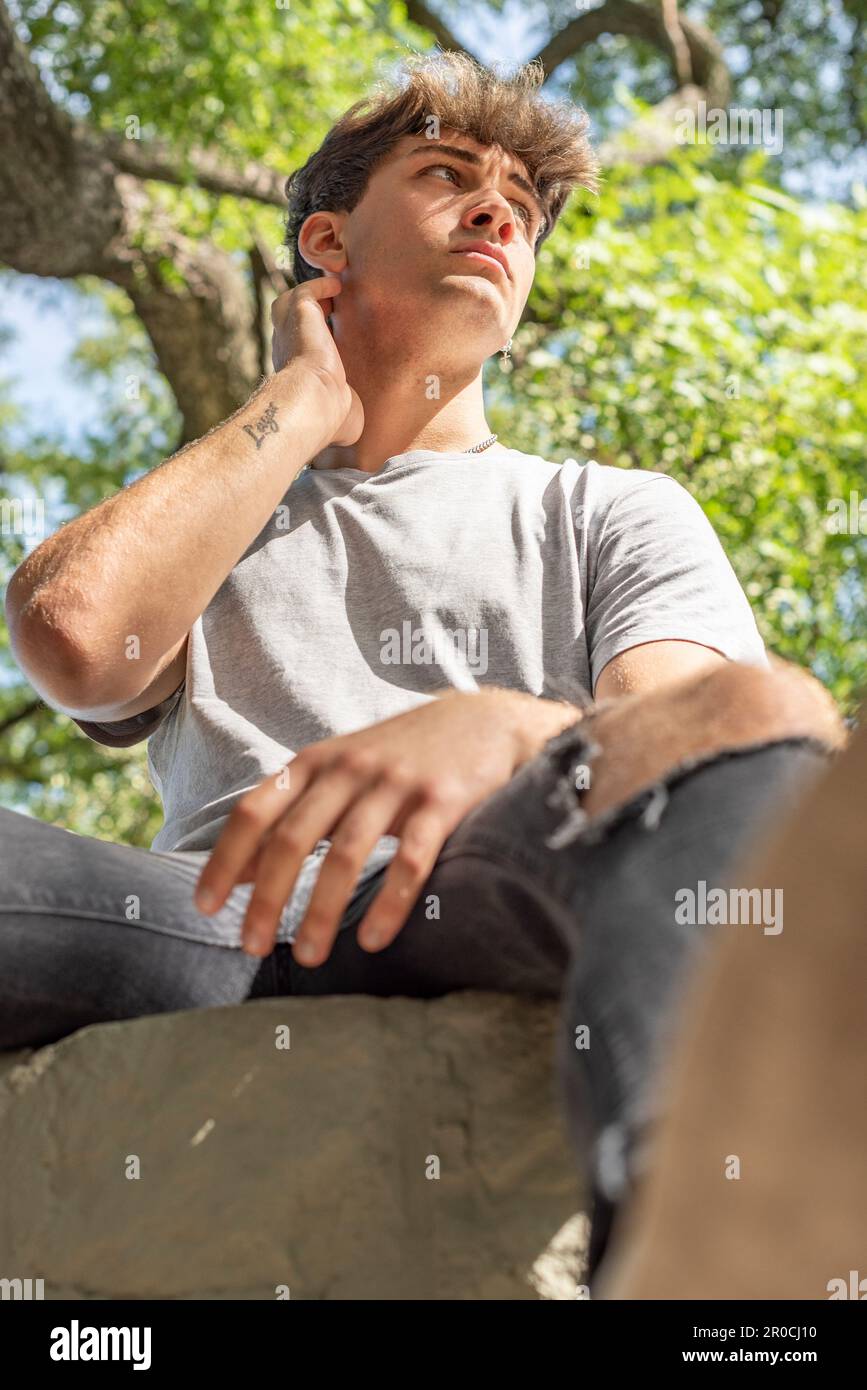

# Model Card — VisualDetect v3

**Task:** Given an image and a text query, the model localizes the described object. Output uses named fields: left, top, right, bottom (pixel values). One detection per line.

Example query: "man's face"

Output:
left=299, top=129, right=544, bottom=363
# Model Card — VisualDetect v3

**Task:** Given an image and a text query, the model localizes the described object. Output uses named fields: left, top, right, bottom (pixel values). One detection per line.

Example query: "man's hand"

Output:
left=271, top=276, right=364, bottom=447
left=194, top=689, right=580, bottom=964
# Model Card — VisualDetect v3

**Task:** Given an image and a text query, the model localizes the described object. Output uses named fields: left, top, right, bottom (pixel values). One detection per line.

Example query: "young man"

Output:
left=2, top=53, right=846, bottom=1290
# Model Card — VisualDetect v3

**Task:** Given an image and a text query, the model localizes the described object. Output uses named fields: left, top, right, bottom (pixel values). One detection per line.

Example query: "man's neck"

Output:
left=308, top=352, right=496, bottom=475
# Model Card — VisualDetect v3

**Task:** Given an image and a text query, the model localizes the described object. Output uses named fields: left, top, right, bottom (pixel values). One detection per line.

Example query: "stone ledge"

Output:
left=0, top=992, right=588, bottom=1299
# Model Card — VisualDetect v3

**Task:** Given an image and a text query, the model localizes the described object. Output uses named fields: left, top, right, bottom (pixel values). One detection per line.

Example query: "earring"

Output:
left=500, top=337, right=513, bottom=365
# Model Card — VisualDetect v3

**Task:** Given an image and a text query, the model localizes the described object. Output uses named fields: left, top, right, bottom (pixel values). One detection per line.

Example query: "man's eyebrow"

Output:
left=404, top=143, right=545, bottom=221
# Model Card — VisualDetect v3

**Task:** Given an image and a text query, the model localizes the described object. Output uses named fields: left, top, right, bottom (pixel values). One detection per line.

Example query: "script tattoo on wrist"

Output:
left=242, top=400, right=279, bottom=449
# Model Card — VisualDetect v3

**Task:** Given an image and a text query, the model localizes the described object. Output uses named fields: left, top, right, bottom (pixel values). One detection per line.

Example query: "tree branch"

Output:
left=403, top=0, right=477, bottom=58
left=108, top=177, right=263, bottom=442
left=530, top=0, right=730, bottom=109
left=0, top=0, right=263, bottom=439
left=661, top=0, right=693, bottom=88
left=0, top=1, right=123, bottom=277
left=100, top=133, right=289, bottom=208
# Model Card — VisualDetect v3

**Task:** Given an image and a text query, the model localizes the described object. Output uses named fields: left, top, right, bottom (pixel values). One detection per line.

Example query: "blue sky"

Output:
left=1, top=275, right=105, bottom=450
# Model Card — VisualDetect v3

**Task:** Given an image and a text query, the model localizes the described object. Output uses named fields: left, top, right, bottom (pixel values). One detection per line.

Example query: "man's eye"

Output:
left=425, top=163, right=460, bottom=183
left=425, top=164, right=535, bottom=231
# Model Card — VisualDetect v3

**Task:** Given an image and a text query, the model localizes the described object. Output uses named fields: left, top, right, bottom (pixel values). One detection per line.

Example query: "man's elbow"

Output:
left=6, top=591, right=102, bottom=713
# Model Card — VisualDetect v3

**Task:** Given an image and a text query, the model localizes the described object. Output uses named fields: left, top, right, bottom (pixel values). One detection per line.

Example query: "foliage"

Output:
left=456, top=0, right=867, bottom=194
left=491, top=145, right=867, bottom=709
left=2, top=2, right=864, bottom=845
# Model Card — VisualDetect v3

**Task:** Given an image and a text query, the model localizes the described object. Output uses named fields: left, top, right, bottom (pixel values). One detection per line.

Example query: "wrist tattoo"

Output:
left=242, top=400, right=279, bottom=449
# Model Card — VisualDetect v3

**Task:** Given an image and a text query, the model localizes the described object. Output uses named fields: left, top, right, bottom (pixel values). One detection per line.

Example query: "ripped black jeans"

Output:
left=0, top=723, right=832, bottom=1288
left=283, top=726, right=832, bottom=1283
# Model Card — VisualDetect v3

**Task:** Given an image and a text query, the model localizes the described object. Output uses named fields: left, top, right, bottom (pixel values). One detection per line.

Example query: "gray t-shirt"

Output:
left=72, top=446, right=768, bottom=943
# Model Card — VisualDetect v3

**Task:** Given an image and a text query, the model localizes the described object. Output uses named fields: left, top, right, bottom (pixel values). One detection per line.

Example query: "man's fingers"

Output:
left=194, top=756, right=313, bottom=912
left=301, top=273, right=343, bottom=299
left=238, top=757, right=380, bottom=956
left=355, top=806, right=448, bottom=952
left=270, top=276, right=342, bottom=324
left=271, top=276, right=343, bottom=369
left=235, top=845, right=263, bottom=883
left=291, top=778, right=410, bottom=968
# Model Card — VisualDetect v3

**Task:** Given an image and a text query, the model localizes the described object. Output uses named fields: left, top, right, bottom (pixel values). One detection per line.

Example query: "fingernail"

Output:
left=362, top=928, right=382, bottom=949
left=197, top=888, right=218, bottom=913
left=295, top=938, right=318, bottom=963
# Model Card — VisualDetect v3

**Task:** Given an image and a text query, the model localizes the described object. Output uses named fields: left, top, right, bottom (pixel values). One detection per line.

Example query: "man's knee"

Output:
left=705, top=654, right=847, bottom=748
left=580, top=655, right=847, bottom=822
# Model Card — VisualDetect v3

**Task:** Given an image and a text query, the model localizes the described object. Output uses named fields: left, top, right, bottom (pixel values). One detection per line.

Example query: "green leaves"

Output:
left=2, top=5, right=865, bottom=848
left=495, top=146, right=867, bottom=715
left=19, top=0, right=404, bottom=166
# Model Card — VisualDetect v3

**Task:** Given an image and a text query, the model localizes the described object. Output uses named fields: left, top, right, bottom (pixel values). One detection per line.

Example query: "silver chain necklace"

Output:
left=306, top=433, right=499, bottom=471
left=466, top=433, right=498, bottom=454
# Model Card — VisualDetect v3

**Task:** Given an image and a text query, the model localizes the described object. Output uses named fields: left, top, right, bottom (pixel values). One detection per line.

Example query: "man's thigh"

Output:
left=282, top=658, right=846, bottom=1003
left=282, top=735, right=829, bottom=1004
left=0, top=806, right=275, bottom=1048
left=282, top=847, right=571, bottom=999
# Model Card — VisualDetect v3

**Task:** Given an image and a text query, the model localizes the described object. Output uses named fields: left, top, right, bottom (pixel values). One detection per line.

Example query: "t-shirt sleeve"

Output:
left=584, top=474, right=769, bottom=695
left=70, top=681, right=185, bottom=748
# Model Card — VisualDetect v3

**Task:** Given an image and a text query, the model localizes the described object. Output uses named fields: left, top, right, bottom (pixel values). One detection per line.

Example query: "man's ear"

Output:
left=298, top=210, right=348, bottom=275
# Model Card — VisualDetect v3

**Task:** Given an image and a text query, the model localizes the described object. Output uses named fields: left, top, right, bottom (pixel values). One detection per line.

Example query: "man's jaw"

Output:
left=335, top=291, right=509, bottom=380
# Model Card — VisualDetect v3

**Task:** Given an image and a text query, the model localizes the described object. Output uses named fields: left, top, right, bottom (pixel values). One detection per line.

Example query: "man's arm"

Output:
left=192, top=645, right=720, bottom=964
left=501, top=638, right=727, bottom=764
left=493, top=642, right=727, bottom=800
left=4, top=277, right=359, bottom=722
left=4, top=364, right=329, bottom=721
left=594, top=637, right=726, bottom=701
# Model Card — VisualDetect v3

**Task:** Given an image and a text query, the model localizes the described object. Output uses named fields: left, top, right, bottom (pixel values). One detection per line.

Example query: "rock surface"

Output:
left=0, top=992, right=589, bottom=1299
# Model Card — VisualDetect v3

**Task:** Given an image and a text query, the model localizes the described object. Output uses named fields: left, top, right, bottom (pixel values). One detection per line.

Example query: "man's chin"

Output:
left=440, top=265, right=506, bottom=293
left=432, top=271, right=510, bottom=331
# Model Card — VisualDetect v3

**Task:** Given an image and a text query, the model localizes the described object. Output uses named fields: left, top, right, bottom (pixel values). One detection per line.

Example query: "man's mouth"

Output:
left=450, top=243, right=511, bottom=280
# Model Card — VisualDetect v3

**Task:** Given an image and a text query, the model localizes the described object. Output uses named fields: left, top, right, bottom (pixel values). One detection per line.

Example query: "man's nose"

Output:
left=464, top=204, right=515, bottom=243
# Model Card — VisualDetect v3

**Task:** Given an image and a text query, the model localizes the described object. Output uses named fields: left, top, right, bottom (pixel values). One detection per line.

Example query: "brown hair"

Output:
left=283, top=51, right=601, bottom=285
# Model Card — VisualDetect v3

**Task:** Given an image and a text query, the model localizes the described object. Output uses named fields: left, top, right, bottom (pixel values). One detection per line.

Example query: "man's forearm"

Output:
left=6, top=364, right=333, bottom=703
left=450, top=687, right=585, bottom=768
